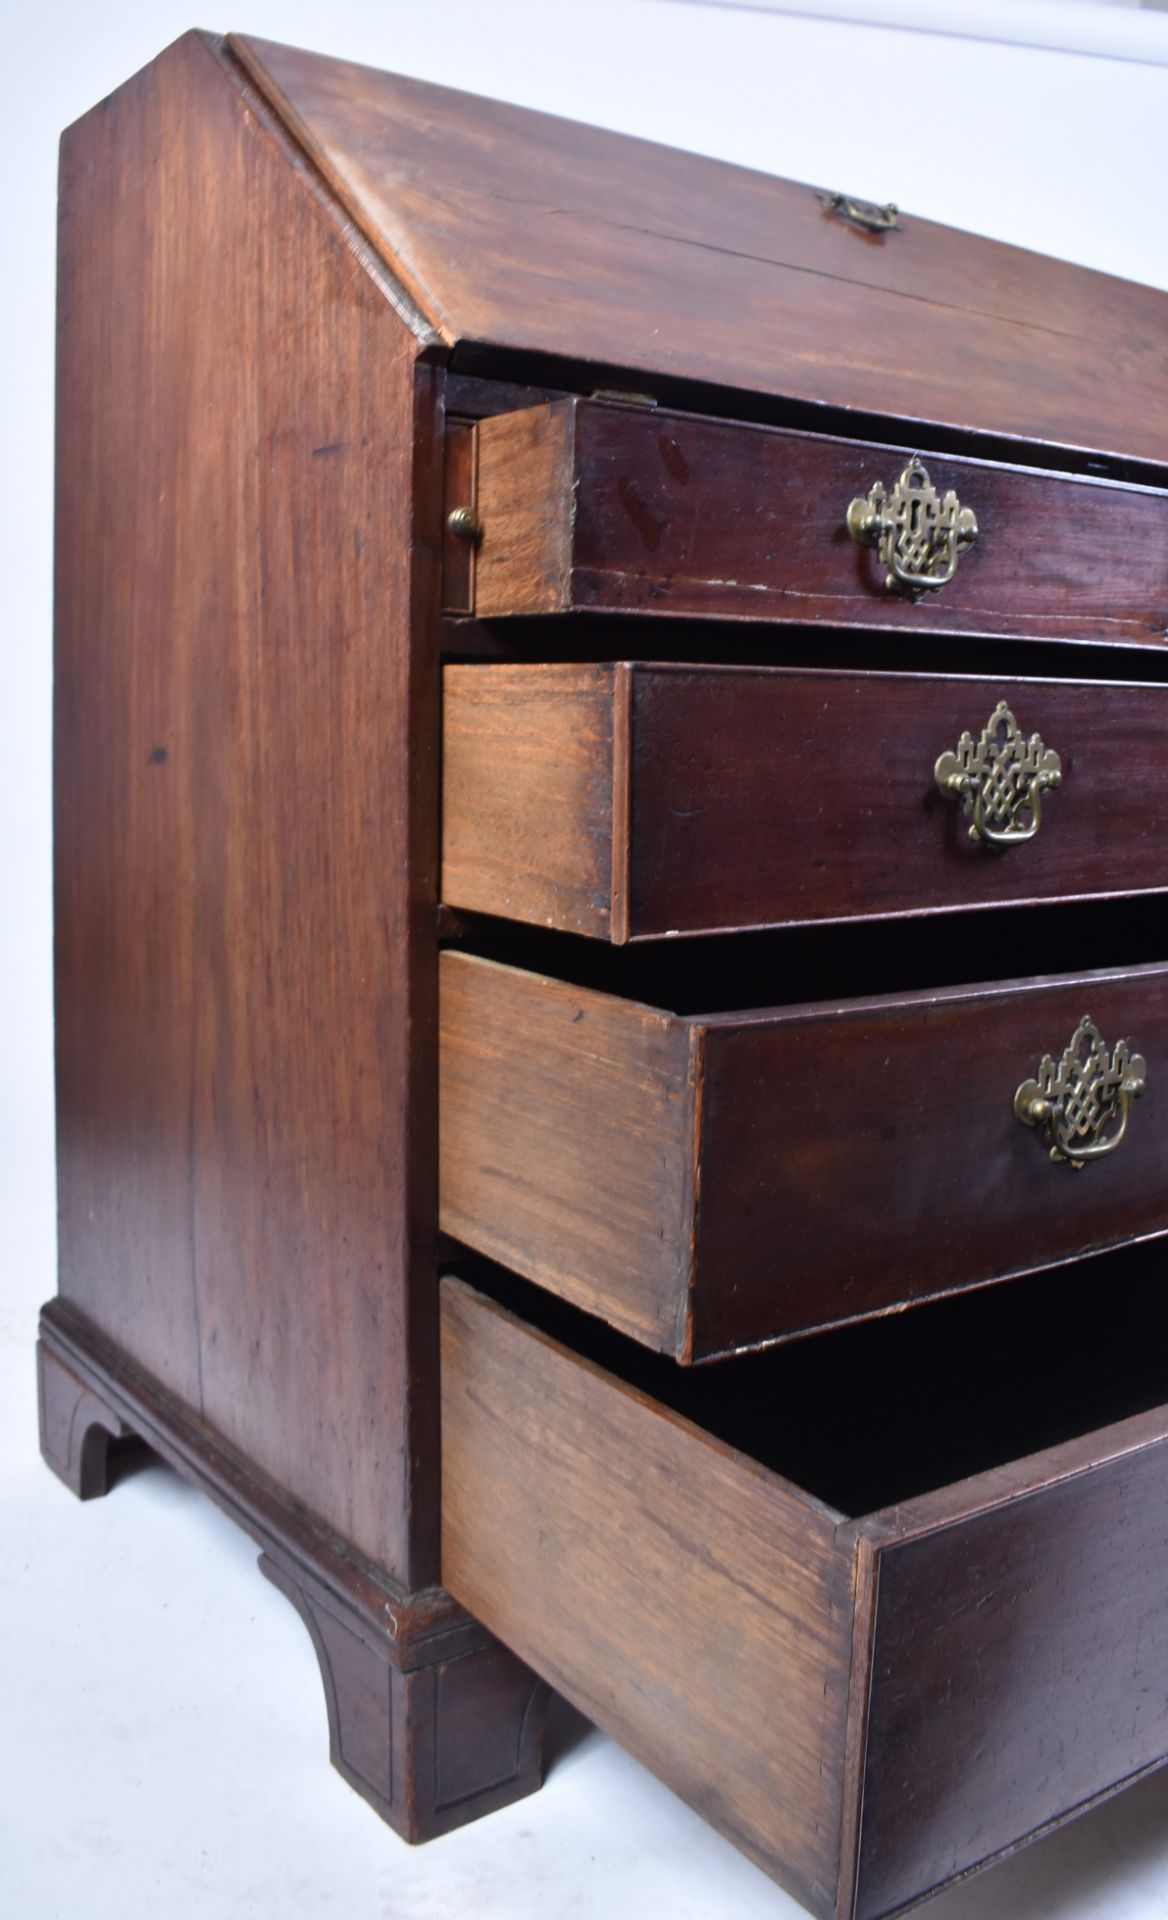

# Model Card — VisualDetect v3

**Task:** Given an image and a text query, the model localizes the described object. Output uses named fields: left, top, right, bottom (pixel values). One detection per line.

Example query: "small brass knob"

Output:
left=1015, top=1015, right=1147, bottom=1169
left=447, top=505, right=482, bottom=542
left=847, top=456, right=978, bottom=598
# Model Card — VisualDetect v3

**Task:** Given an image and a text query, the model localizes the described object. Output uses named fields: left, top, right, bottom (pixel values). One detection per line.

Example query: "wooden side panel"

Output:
left=440, top=1279, right=855, bottom=1920
left=54, top=48, right=202, bottom=1408
left=438, top=953, right=694, bottom=1353
left=856, top=1428, right=1168, bottom=1920
left=232, top=35, right=1168, bottom=468
left=693, top=965, right=1168, bottom=1356
left=441, top=664, right=620, bottom=938
left=474, top=402, right=577, bottom=615
left=54, top=31, right=440, bottom=1583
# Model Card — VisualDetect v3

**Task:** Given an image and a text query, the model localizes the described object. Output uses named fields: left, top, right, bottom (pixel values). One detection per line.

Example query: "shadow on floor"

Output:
left=543, top=1691, right=601, bottom=1776
left=931, top=1763, right=1168, bottom=1919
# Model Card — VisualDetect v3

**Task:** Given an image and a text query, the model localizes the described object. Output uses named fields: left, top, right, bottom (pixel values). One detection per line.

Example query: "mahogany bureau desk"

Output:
left=38, top=30, right=1168, bottom=1920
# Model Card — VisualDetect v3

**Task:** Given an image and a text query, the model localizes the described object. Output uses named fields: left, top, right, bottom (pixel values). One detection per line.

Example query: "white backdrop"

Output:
left=3, top=6, right=1168, bottom=1918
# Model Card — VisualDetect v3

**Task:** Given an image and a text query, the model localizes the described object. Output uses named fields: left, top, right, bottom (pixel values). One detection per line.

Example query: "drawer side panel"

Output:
left=439, top=953, right=695, bottom=1353
left=440, top=1279, right=855, bottom=1919
left=474, top=401, right=577, bottom=615
left=441, top=664, right=619, bottom=939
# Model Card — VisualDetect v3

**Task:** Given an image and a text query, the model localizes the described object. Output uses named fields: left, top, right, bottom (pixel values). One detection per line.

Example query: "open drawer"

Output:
left=441, top=1256, right=1168, bottom=1920
left=448, top=397, right=1168, bottom=646
left=442, top=661, right=1168, bottom=941
left=440, top=949, right=1168, bottom=1359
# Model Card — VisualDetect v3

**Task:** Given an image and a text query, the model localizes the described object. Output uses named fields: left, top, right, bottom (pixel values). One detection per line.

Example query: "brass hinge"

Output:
left=590, top=388, right=658, bottom=408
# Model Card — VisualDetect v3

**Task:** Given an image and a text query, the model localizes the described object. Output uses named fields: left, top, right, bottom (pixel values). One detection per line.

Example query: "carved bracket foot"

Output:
left=37, top=1336, right=143, bottom=1499
left=36, top=1302, right=548, bottom=1843
left=260, top=1554, right=549, bottom=1841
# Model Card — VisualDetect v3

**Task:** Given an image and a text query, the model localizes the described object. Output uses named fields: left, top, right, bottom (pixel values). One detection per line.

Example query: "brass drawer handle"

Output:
left=1015, top=1015, right=1147, bottom=1169
left=935, top=700, right=1062, bottom=846
left=847, top=456, right=978, bottom=598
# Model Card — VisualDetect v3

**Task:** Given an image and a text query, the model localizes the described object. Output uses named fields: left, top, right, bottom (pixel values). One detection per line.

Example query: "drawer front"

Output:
left=858, top=1442, right=1168, bottom=1920
left=440, top=952, right=1168, bottom=1359
left=462, top=399, right=1168, bottom=646
left=440, top=1276, right=1168, bottom=1920
left=443, top=661, right=1168, bottom=940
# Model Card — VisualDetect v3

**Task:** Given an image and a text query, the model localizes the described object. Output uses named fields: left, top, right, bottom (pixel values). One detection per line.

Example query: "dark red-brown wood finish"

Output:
left=53, top=27, right=442, bottom=1587
left=855, top=1437, right=1168, bottom=1920
left=441, top=1263, right=1168, bottom=1920
left=45, top=27, right=516, bottom=1833
left=231, top=34, right=1168, bottom=470
left=466, top=400, right=1168, bottom=645
left=38, top=1302, right=547, bottom=1840
left=41, top=25, right=1168, bottom=1918
left=440, top=951, right=1168, bottom=1358
left=442, top=662, right=1168, bottom=939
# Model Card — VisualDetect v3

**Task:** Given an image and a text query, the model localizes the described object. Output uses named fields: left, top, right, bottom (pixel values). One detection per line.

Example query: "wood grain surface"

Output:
left=51, top=30, right=1168, bottom=1901
left=440, top=1277, right=855, bottom=1919
left=440, top=952, right=1168, bottom=1359
left=439, top=952, right=696, bottom=1350
left=471, top=399, right=1168, bottom=645
left=472, top=402, right=577, bottom=614
left=692, top=963, right=1168, bottom=1355
left=856, top=1425, right=1168, bottom=1919
left=441, top=1269, right=1168, bottom=1919
left=39, top=1297, right=550, bottom=1843
left=231, top=35, right=1168, bottom=468
left=53, top=30, right=442, bottom=1584
left=442, top=664, right=621, bottom=938
left=442, top=661, right=1168, bottom=938
left=441, top=416, right=478, bottom=614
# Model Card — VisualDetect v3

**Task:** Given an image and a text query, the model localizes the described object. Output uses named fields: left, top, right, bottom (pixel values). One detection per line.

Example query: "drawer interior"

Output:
left=442, top=1242, right=1168, bottom=1920
left=447, top=1240, right=1168, bottom=1521
left=443, top=889, right=1168, bottom=1017
left=444, top=608, right=1168, bottom=683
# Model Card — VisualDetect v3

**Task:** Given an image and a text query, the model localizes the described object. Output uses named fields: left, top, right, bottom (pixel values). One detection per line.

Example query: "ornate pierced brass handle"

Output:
left=1015, top=1015, right=1147, bottom=1169
left=847, top=456, right=978, bottom=598
left=935, top=701, right=1062, bottom=846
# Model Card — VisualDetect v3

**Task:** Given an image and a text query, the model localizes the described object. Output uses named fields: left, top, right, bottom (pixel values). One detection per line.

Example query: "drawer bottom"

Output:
left=440, top=1248, right=1168, bottom=1920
